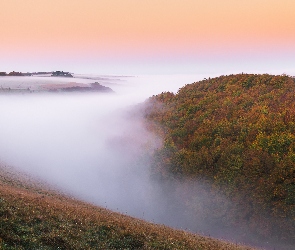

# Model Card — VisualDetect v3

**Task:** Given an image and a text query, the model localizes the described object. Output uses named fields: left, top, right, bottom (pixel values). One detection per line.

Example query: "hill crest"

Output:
left=144, top=73, right=295, bottom=249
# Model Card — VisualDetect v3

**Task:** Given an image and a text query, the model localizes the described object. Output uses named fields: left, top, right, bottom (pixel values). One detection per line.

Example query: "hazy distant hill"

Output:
left=0, top=77, right=114, bottom=93
left=144, top=74, right=295, bottom=248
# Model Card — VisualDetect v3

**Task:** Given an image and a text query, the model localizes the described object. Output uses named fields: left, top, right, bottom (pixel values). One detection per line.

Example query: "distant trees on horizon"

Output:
left=0, top=71, right=26, bottom=76
left=0, top=70, right=74, bottom=77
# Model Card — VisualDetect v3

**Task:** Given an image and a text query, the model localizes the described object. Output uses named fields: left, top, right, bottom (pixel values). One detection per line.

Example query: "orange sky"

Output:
left=1, top=0, right=295, bottom=74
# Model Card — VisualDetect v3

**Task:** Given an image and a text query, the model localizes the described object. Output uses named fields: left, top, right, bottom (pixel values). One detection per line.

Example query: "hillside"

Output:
left=0, top=165, right=254, bottom=249
left=143, top=74, right=295, bottom=249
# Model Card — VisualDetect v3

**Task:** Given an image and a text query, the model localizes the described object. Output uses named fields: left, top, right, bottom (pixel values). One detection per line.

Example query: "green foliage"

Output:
left=107, top=233, right=144, bottom=249
left=145, top=74, right=295, bottom=245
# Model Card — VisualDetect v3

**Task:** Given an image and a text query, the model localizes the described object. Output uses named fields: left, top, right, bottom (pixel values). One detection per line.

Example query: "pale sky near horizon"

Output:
left=1, top=0, right=294, bottom=75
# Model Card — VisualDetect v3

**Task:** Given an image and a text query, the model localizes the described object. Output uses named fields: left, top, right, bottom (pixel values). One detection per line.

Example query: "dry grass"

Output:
left=0, top=165, right=257, bottom=249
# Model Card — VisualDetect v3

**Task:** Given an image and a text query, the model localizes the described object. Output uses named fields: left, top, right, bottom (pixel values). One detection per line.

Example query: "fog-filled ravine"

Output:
left=1, top=74, right=294, bottom=250
left=0, top=74, right=204, bottom=222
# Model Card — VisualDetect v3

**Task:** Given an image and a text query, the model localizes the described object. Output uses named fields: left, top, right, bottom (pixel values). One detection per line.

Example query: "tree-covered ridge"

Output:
left=144, top=74, right=295, bottom=246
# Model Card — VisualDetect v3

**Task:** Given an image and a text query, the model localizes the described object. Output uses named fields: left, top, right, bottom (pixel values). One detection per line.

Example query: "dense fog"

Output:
left=0, top=74, right=201, bottom=223
left=0, top=74, right=290, bottom=249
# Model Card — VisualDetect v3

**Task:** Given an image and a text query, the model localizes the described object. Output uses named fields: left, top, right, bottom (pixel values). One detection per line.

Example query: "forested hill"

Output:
left=144, top=74, right=295, bottom=248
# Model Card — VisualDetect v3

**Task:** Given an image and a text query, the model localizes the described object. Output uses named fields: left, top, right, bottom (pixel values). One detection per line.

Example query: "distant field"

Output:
left=0, top=75, right=116, bottom=92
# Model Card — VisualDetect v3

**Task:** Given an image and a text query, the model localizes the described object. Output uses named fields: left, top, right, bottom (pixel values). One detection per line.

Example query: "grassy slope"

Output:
left=0, top=166, right=255, bottom=250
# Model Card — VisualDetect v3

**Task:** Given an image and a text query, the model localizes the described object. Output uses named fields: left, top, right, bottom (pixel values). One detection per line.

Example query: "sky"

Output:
left=1, top=0, right=295, bottom=75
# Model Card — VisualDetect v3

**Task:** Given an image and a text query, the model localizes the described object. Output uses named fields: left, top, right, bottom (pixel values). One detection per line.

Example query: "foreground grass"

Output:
left=0, top=166, right=255, bottom=249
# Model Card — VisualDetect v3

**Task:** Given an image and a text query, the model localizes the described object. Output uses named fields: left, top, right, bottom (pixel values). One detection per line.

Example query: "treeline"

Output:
left=144, top=74, right=295, bottom=247
left=0, top=71, right=62, bottom=76
left=0, top=71, right=26, bottom=76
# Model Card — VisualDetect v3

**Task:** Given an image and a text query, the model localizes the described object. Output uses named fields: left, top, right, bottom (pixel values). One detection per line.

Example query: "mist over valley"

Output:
left=1, top=74, right=294, bottom=250
left=0, top=74, right=200, bottom=220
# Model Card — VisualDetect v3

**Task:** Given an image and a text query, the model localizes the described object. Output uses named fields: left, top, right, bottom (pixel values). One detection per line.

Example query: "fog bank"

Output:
left=0, top=74, right=201, bottom=220
left=0, top=74, right=290, bottom=249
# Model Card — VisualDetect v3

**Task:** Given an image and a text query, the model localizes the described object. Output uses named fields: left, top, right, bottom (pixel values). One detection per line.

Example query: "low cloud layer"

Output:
left=0, top=75, right=199, bottom=220
left=0, top=74, right=289, bottom=249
